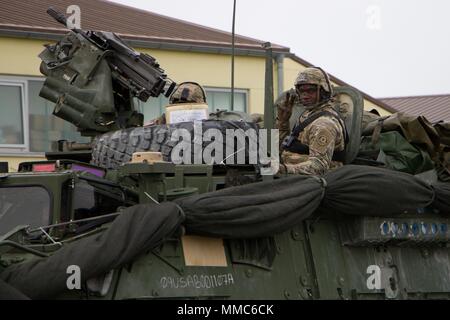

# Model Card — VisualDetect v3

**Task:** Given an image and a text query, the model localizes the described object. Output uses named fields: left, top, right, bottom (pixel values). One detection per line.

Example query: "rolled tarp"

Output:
left=176, top=165, right=436, bottom=238
left=0, top=279, right=29, bottom=300
left=321, top=165, right=435, bottom=216
left=432, top=182, right=450, bottom=214
left=175, top=174, right=324, bottom=238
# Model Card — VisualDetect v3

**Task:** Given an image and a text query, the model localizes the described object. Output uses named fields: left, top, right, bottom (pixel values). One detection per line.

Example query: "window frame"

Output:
left=0, top=78, right=29, bottom=151
left=204, top=87, right=249, bottom=112
left=0, top=75, right=251, bottom=154
left=0, top=75, right=70, bottom=156
left=135, top=86, right=250, bottom=123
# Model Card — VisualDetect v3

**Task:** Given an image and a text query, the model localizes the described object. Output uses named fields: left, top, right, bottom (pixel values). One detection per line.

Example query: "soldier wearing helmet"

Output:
left=147, top=82, right=207, bottom=125
left=276, top=67, right=347, bottom=175
left=169, top=81, right=207, bottom=105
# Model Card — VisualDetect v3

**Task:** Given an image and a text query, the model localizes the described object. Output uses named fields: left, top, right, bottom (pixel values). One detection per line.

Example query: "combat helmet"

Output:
left=169, top=82, right=207, bottom=104
left=294, top=67, right=333, bottom=107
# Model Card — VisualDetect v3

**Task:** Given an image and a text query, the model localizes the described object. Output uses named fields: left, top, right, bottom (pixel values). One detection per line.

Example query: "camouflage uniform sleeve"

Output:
left=284, top=117, right=339, bottom=175
left=275, top=92, right=292, bottom=149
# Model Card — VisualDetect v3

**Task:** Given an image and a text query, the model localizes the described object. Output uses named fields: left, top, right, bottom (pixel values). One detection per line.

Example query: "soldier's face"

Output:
left=296, top=84, right=318, bottom=106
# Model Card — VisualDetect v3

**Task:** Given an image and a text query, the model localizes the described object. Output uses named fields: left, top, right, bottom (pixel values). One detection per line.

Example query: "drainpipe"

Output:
left=263, top=42, right=274, bottom=131
left=230, top=0, right=236, bottom=110
left=276, top=54, right=284, bottom=97
left=263, top=42, right=274, bottom=157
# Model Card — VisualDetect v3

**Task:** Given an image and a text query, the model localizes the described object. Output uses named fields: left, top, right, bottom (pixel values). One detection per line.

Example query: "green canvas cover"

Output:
left=362, top=113, right=441, bottom=159
left=359, top=131, right=435, bottom=174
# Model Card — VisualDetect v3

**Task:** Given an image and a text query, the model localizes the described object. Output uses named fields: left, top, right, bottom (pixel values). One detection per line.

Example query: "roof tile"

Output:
left=380, top=94, right=450, bottom=122
left=0, top=0, right=289, bottom=51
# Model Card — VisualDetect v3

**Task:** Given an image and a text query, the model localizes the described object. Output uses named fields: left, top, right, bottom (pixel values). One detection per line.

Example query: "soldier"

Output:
left=276, top=67, right=347, bottom=175
left=147, top=82, right=207, bottom=125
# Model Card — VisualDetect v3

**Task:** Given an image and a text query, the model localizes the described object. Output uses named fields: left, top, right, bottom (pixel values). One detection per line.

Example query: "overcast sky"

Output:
left=110, top=0, right=450, bottom=98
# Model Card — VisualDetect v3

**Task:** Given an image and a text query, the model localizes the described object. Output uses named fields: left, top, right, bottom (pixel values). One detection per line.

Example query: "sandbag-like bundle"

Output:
left=432, top=182, right=450, bottom=214
left=176, top=174, right=324, bottom=238
left=322, top=165, right=435, bottom=216
left=0, top=202, right=183, bottom=299
left=0, top=279, right=29, bottom=300
left=176, top=165, right=437, bottom=237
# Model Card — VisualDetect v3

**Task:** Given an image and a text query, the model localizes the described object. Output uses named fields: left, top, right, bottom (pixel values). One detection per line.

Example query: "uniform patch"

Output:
left=317, top=132, right=331, bottom=146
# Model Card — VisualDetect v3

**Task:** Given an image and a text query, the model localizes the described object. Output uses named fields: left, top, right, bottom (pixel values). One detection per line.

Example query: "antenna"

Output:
left=231, top=0, right=236, bottom=110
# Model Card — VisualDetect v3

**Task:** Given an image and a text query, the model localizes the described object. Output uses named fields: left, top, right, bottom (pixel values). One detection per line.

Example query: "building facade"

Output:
left=0, top=0, right=393, bottom=170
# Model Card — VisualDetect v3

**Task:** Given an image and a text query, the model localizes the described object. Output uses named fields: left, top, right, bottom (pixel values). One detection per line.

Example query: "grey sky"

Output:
left=110, top=0, right=450, bottom=98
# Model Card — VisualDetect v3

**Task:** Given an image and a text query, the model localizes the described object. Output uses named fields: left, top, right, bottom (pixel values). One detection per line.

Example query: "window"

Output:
left=0, top=186, right=51, bottom=235
left=28, top=80, right=90, bottom=152
left=0, top=77, right=249, bottom=152
left=135, top=95, right=169, bottom=125
left=0, top=76, right=90, bottom=153
left=0, top=81, right=25, bottom=147
left=205, top=88, right=247, bottom=113
left=136, top=87, right=248, bottom=124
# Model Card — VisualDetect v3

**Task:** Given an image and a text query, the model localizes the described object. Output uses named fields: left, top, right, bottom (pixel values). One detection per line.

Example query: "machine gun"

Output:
left=39, top=7, right=176, bottom=136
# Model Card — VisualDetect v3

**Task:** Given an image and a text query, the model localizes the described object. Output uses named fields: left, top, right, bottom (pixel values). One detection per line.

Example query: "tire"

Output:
left=91, top=120, right=260, bottom=169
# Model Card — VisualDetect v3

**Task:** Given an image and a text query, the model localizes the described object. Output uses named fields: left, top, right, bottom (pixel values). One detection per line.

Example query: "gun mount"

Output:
left=38, top=7, right=176, bottom=136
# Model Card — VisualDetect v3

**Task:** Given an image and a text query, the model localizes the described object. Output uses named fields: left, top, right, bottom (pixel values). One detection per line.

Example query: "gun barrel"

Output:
left=47, top=7, right=67, bottom=27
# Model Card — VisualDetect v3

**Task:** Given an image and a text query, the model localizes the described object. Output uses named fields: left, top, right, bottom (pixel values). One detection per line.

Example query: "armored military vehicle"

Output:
left=1, top=8, right=450, bottom=300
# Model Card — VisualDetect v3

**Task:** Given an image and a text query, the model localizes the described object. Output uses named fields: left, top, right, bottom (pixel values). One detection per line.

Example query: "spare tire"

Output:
left=91, top=120, right=260, bottom=169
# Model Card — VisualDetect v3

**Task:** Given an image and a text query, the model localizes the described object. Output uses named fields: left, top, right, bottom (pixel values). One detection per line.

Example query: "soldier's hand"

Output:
left=278, top=91, right=295, bottom=122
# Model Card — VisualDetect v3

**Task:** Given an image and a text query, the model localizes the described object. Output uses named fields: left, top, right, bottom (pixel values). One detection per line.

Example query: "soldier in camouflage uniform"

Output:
left=276, top=67, right=347, bottom=175
left=147, top=82, right=207, bottom=125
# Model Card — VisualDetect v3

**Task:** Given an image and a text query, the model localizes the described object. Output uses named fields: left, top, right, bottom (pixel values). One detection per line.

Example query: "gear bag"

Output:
left=434, top=122, right=450, bottom=181
left=359, top=131, right=435, bottom=174
left=360, top=112, right=446, bottom=176
left=362, top=113, right=441, bottom=159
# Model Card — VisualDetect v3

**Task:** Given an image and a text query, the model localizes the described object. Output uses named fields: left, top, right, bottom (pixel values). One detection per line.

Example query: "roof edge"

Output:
left=102, top=0, right=289, bottom=49
left=379, top=93, right=450, bottom=100
left=0, top=23, right=394, bottom=113
left=0, top=24, right=290, bottom=54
